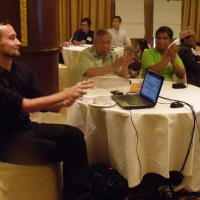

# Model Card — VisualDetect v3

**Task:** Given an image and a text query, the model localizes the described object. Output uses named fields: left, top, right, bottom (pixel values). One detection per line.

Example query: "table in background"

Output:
left=62, top=45, right=91, bottom=66
left=62, top=45, right=124, bottom=66
left=67, top=80, right=200, bottom=191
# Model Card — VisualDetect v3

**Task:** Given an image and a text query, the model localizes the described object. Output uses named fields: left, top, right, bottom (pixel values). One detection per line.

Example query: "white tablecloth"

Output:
left=62, top=45, right=91, bottom=66
left=67, top=81, right=200, bottom=191
left=62, top=45, right=124, bottom=66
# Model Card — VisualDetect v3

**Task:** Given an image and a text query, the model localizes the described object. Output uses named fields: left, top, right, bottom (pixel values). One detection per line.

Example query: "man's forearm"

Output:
left=146, top=56, right=172, bottom=73
left=22, top=91, right=67, bottom=113
left=118, top=66, right=129, bottom=78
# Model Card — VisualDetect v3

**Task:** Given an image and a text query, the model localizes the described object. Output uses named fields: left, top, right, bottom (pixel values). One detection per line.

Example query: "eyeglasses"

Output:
left=80, top=24, right=88, bottom=27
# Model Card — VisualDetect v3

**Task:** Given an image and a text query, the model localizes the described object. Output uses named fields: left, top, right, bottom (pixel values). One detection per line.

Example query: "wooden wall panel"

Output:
left=0, top=0, right=21, bottom=38
left=0, top=0, right=60, bottom=95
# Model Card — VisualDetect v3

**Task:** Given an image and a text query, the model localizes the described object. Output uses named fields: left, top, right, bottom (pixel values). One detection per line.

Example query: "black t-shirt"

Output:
left=0, top=61, right=45, bottom=138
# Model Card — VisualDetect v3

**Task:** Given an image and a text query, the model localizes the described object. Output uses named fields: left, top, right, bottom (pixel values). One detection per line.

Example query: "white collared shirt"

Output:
left=108, top=28, right=129, bottom=47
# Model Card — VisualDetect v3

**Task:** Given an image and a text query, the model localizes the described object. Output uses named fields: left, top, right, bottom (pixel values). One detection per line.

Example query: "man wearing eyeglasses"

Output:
left=178, top=26, right=200, bottom=87
left=71, top=18, right=94, bottom=46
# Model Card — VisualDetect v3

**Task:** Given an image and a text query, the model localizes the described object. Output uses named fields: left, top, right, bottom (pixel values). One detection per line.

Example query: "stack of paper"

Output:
left=82, top=88, right=112, bottom=100
left=89, top=75, right=130, bottom=89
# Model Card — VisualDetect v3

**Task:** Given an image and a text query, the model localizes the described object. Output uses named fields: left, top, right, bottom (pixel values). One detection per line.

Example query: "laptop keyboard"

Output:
left=112, top=94, right=149, bottom=106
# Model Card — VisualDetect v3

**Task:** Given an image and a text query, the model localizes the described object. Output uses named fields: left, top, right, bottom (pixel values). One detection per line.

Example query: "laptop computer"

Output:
left=112, top=70, right=164, bottom=109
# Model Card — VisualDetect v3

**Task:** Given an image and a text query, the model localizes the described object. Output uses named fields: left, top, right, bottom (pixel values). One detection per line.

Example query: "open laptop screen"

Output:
left=139, top=70, right=164, bottom=104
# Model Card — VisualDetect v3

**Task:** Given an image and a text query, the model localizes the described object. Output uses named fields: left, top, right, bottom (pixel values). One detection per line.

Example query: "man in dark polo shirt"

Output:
left=0, top=19, right=93, bottom=200
left=72, top=18, right=94, bottom=46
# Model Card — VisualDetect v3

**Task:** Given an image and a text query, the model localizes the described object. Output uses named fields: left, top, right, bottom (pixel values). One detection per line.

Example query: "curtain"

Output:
left=181, top=0, right=200, bottom=41
left=59, top=0, right=200, bottom=47
left=144, top=0, right=154, bottom=47
left=58, top=0, right=115, bottom=43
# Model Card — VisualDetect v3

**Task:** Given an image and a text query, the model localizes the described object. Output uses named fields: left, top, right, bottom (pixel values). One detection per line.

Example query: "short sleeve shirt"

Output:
left=141, top=48, right=185, bottom=81
left=72, top=29, right=94, bottom=44
left=79, top=46, right=121, bottom=81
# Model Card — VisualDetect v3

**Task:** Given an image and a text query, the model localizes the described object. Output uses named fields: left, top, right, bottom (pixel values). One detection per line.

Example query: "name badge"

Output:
left=87, top=37, right=92, bottom=41
left=96, top=60, right=103, bottom=67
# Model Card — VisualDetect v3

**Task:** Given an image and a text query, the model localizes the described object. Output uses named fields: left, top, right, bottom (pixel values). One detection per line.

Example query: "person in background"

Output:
left=71, top=18, right=94, bottom=46
left=108, top=16, right=129, bottom=47
left=62, top=41, right=70, bottom=47
left=128, top=38, right=150, bottom=78
left=79, top=29, right=135, bottom=81
left=178, top=26, right=200, bottom=87
left=0, top=19, right=94, bottom=200
left=135, top=39, right=150, bottom=62
left=195, top=41, right=200, bottom=52
left=141, top=26, right=185, bottom=81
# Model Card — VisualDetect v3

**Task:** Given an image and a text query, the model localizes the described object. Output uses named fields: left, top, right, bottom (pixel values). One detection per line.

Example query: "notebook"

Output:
left=112, top=70, right=164, bottom=109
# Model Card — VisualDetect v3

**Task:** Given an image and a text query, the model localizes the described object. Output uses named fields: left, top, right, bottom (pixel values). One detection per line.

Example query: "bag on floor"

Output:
left=91, top=164, right=128, bottom=200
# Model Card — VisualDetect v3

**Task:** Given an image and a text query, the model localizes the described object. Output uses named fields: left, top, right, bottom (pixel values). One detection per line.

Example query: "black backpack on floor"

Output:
left=91, top=164, right=128, bottom=200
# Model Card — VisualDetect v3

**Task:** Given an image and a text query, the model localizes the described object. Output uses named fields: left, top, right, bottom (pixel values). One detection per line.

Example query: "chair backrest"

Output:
left=124, top=46, right=137, bottom=55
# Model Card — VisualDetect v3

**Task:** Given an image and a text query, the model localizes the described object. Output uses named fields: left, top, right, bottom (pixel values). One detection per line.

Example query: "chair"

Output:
left=59, top=63, right=69, bottom=90
left=0, top=162, right=62, bottom=200
left=0, top=111, right=68, bottom=200
left=124, top=46, right=137, bottom=55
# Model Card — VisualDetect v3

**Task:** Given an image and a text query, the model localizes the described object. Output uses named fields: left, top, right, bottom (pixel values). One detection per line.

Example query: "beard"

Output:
left=4, top=49, right=21, bottom=58
left=12, top=50, right=21, bottom=57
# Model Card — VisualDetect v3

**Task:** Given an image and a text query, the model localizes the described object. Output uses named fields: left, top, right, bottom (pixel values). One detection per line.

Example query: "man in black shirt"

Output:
left=178, top=26, right=200, bottom=87
left=0, top=19, right=93, bottom=200
left=71, top=18, right=94, bottom=46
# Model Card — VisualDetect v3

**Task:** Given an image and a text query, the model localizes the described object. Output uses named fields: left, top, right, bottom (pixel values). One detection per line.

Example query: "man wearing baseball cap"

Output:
left=178, top=26, right=200, bottom=87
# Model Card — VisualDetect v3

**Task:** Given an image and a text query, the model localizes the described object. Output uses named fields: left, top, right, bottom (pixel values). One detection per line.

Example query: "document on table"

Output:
left=88, top=75, right=130, bottom=89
